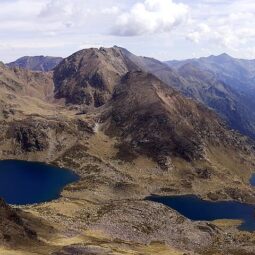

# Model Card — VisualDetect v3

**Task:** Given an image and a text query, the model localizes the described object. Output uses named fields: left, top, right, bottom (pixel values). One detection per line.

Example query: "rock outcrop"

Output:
left=0, top=198, right=37, bottom=246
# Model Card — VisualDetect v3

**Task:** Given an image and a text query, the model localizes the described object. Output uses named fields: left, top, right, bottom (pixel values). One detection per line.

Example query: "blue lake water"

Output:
left=147, top=175, right=255, bottom=232
left=1, top=159, right=255, bottom=231
left=250, top=174, right=255, bottom=186
left=0, top=160, right=79, bottom=205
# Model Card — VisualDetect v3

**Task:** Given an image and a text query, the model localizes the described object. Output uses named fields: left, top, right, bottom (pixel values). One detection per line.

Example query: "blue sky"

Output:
left=0, top=0, right=255, bottom=62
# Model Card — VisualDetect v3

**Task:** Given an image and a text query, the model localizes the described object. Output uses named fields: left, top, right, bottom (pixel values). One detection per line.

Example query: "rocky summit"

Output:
left=1, top=47, right=255, bottom=255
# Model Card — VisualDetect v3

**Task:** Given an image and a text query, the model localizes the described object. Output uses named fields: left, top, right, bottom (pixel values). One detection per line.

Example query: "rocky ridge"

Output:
left=166, top=54, right=255, bottom=140
left=7, top=56, right=63, bottom=72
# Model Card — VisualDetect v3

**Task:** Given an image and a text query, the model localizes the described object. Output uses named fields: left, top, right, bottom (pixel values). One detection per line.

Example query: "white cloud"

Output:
left=39, top=0, right=87, bottom=21
left=1, top=0, right=255, bottom=62
left=112, top=0, right=189, bottom=36
left=186, top=23, right=211, bottom=43
left=182, top=0, right=255, bottom=58
left=0, top=41, right=66, bottom=50
left=101, top=6, right=120, bottom=15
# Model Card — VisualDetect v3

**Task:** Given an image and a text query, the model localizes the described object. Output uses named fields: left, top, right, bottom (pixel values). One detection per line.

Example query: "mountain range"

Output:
left=167, top=53, right=255, bottom=95
left=106, top=48, right=255, bottom=141
left=7, top=56, right=63, bottom=72
left=1, top=47, right=255, bottom=255
left=47, top=46, right=255, bottom=142
left=8, top=50, right=255, bottom=140
left=166, top=53, right=255, bottom=140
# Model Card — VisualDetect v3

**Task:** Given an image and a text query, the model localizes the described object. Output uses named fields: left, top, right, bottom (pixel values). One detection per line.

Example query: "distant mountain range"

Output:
left=7, top=56, right=63, bottom=72
left=166, top=54, right=255, bottom=140
left=166, top=53, right=255, bottom=95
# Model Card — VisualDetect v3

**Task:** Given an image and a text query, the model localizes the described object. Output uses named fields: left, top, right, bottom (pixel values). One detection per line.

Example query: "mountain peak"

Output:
left=7, top=56, right=63, bottom=72
left=53, top=46, right=132, bottom=106
left=219, top=53, right=230, bottom=57
left=217, top=53, right=232, bottom=59
left=113, top=45, right=128, bottom=51
left=207, top=53, right=233, bottom=62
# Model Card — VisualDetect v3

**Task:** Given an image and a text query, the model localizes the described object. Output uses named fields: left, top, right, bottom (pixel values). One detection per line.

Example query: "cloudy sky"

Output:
left=1, top=0, right=255, bottom=62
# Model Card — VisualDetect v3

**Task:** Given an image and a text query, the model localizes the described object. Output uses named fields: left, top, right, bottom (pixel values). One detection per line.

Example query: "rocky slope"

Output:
left=101, top=71, right=252, bottom=168
left=53, top=47, right=133, bottom=106
left=0, top=198, right=37, bottom=246
left=175, top=63, right=255, bottom=139
left=1, top=48, right=255, bottom=255
left=0, top=62, right=54, bottom=101
left=166, top=54, right=255, bottom=140
left=0, top=62, right=58, bottom=125
left=110, top=48, right=255, bottom=140
left=7, top=56, right=63, bottom=72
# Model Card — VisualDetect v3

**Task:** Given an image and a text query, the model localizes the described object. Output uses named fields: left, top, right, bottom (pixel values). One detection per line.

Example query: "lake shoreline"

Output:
left=0, top=160, right=79, bottom=205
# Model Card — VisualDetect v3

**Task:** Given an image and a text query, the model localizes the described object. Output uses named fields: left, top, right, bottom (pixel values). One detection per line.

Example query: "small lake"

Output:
left=0, top=160, right=79, bottom=205
left=250, top=174, right=255, bottom=186
left=147, top=174, right=255, bottom=232
left=147, top=195, right=255, bottom=231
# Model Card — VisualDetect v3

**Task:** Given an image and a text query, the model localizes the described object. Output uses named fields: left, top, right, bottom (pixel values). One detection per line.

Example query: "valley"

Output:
left=1, top=47, right=255, bottom=255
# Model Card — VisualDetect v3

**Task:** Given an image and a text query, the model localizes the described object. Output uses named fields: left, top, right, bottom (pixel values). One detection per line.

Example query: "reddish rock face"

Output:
left=53, top=47, right=140, bottom=106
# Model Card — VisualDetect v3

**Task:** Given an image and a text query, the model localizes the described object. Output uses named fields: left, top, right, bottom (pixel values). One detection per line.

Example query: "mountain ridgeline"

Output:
left=5, top=47, right=255, bottom=141
left=51, top=47, right=254, bottom=169
left=7, top=56, right=63, bottom=72
left=52, top=47, right=255, bottom=141
left=1, top=47, right=255, bottom=254
left=166, top=54, right=255, bottom=140
left=1, top=46, right=254, bottom=171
